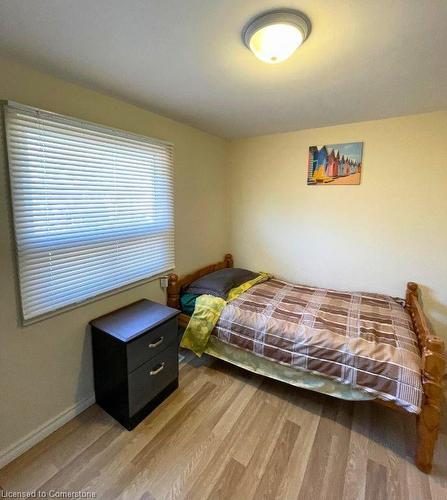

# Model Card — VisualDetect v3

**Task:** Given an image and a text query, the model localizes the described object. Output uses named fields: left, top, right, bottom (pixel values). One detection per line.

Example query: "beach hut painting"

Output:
left=307, top=142, right=363, bottom=185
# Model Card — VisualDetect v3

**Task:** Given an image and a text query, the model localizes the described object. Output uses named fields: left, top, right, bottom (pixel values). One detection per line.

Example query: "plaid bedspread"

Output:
left=213, top=279, right=423, bottom=413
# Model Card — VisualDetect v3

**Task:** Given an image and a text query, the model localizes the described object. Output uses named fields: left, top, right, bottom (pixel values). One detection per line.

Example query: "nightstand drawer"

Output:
left=128, top=346, right=178, bottom=415
left=126, top=317, right=177, bottom=372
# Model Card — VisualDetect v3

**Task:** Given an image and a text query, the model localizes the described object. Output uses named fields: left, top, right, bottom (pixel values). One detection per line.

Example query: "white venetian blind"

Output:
left=5, top=103, right=175, bottom=321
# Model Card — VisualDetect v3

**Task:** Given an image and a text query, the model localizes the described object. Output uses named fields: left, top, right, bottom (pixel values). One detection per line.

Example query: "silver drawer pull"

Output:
left=150, top=362, right=165, bottom=376
left=148, top=336, right=164, bottom=348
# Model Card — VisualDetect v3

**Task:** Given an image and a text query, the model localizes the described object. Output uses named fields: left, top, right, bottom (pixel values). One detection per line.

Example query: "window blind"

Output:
left=4, top=103, right=175, bottom=321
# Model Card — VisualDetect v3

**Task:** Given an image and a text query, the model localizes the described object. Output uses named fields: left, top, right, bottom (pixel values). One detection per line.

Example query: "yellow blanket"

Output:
left=180, top=272, right=270, bottom=356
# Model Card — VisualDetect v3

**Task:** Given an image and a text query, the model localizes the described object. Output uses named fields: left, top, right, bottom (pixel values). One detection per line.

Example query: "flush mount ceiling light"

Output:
left=243, top=9, right=311, bottom=64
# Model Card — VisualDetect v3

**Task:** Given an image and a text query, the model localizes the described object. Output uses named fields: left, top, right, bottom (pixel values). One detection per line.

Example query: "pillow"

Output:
left=186, top=268, right=258, bottom=299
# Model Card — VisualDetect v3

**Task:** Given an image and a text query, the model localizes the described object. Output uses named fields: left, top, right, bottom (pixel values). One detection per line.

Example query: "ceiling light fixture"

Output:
left=243, top=9, right=311, bottom=64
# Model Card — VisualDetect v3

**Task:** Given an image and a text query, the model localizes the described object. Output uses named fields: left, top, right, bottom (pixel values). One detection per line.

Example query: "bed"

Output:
left=167, top=254, right=445, bottom=473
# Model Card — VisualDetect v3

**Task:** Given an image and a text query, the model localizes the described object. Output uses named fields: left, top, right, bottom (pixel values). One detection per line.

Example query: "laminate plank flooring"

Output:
left=0, top=351, right=446, bottom=500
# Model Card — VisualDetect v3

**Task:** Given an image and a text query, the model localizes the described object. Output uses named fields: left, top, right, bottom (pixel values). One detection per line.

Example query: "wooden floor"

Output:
left=1, top=351, right=446, bottom=500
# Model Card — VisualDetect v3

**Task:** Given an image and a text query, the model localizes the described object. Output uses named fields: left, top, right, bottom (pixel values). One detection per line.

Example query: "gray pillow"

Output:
left=186, top=268, right=258, bottom=299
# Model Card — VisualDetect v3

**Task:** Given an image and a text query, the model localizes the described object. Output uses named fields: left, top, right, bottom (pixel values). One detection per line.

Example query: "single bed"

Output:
left=167, top=254, right=445, bottom=473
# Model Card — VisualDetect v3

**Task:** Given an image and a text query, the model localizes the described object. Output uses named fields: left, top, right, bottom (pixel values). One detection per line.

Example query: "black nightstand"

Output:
left=90, top=299, right=180, bottom=430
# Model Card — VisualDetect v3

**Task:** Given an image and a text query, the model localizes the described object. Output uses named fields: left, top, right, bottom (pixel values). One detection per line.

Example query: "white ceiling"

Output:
left=0, top=0, right=446, bottom=138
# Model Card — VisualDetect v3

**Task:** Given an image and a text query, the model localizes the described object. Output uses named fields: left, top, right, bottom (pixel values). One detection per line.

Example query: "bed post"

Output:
left=224, top=253, right=234, bottom=268
left=406, top=282, right=446, bottom=473
left=167, top=273, right=180, bottom=310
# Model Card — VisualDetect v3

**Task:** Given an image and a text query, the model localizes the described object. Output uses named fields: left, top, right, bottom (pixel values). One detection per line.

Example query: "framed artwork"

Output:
left=307, top=142, right=363, bottom=185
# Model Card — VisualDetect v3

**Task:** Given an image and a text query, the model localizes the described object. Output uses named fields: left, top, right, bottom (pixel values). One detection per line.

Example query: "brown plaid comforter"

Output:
left=213, top=279, right=423, bottom=413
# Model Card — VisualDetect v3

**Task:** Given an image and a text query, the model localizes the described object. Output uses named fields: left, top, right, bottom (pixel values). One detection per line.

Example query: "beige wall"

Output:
left=229, top=112, right=447, bottom=341
left=0, top=56, right=229, bottom=458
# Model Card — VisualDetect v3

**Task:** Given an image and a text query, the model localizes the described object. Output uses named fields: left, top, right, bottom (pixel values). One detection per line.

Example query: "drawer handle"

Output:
left=148, top=336, right=164, bottom=348
left=150, top=362, right=165, bottom=376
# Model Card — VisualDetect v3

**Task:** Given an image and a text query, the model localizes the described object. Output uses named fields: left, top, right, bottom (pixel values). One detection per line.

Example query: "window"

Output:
left=4, top=102, right=174, bottom=322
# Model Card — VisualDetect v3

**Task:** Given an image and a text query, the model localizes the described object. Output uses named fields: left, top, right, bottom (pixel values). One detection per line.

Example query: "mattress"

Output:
left=204, top=335, right=375, bottom=402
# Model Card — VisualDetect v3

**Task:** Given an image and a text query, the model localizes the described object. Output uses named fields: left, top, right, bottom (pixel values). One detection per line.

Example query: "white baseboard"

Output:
left=0, top=394, right=96, bottom=470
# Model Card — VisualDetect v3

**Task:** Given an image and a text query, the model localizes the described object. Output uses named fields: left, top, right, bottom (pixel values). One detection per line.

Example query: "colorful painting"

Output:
left=307, top=142, right=363, bottom=185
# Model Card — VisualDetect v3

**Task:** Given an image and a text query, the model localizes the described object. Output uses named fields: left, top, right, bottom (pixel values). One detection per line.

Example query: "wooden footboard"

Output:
left=406, top=282, right=446, bottom=473
left=167, top=253, right=233, bottom=328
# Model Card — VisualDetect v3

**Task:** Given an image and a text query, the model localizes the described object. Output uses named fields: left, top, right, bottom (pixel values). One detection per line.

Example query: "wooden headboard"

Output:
left=167, top=253, right=233, bottom=327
